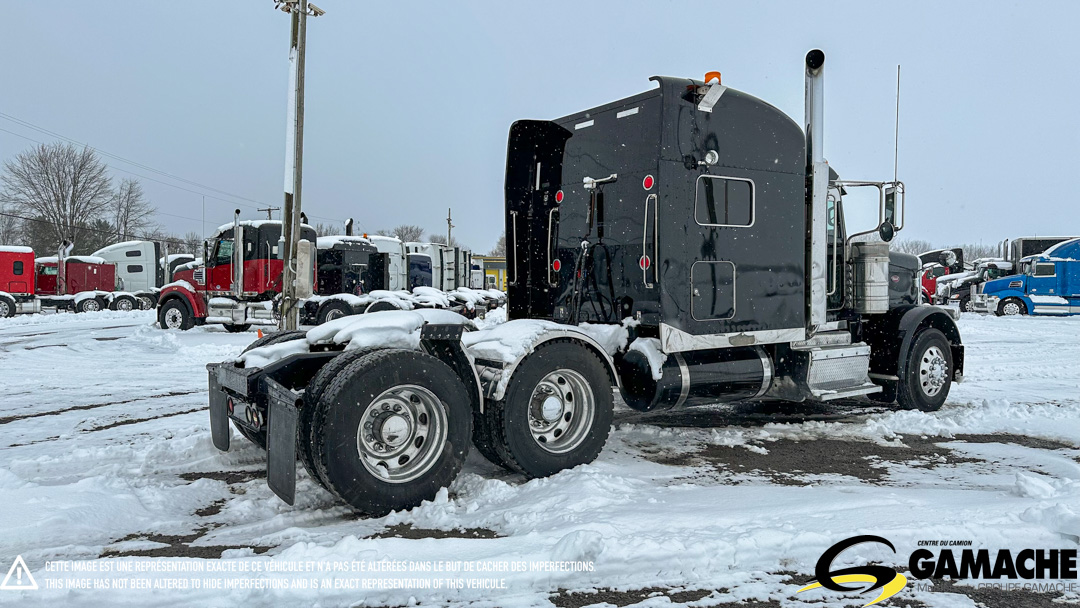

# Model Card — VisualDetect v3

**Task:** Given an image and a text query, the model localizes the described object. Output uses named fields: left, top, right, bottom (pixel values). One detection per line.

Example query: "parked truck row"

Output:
left=0, top=242, right=194, bottom=317
left=155, top=215, right=505, bottom=331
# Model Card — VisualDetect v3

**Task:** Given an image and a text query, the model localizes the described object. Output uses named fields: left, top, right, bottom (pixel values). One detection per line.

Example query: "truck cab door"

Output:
left=1027, top=262, right=1060, bottom=296
left=206, top=231, right=234, bottom=293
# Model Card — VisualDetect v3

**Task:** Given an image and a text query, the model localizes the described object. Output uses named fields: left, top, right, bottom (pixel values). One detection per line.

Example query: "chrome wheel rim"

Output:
left=117, top=298, right=133, bottom=312
left=82, top=299, right=100, bottom=312
left=1002, top=301, right=1021, bottom=316
left=356, top=384, right=447, bottom=484
left=138, top=296, right=154, bottom=310
left=0, top=301, right=9, bottom=316
left=164, top=307, right=184, bottom=329
left=919, top=345, right=948, bottom=397
left=528, top=368, right=595, bottom=454
left=324, top=308, right=345, bottom=322
left=963, top=299, right=974, bottom=312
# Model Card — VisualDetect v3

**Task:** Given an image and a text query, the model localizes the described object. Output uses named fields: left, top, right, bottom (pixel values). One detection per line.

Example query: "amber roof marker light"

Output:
left=705, top=71, right=722, bottom=85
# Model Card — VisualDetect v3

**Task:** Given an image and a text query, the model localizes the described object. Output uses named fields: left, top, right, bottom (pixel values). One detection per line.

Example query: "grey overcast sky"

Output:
left=2, top=1, right=1077, bottom=252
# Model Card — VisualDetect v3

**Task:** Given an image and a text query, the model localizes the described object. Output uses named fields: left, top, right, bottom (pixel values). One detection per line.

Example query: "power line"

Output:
left=0, top=116, right=345, bottom=224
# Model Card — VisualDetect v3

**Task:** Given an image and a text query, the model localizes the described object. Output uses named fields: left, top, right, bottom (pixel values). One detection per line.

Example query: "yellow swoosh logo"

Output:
left=797, top=572, right=908, bottom=607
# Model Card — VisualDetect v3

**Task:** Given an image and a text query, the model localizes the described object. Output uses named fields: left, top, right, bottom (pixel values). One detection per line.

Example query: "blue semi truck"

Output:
left=972, top=237, right=1080, bottom=316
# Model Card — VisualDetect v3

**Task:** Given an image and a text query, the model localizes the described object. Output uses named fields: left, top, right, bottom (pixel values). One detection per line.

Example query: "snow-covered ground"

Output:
left=1, top=311, right=1079, bottom=607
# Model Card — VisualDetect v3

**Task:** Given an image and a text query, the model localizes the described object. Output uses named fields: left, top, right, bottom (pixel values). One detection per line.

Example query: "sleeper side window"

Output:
left=13, top=261, right=23, bottom=275
left=695, top=175, right=754, bottom=227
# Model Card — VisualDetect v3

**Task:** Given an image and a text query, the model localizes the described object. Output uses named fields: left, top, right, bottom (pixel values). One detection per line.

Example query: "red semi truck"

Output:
left=156, top=214, right=317, bottom=332
left=0, top=245, right=132, bottom=316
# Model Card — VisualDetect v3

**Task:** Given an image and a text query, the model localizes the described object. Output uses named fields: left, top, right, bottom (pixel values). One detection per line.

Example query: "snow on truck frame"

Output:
left=206, top=51, right=965, bottom=515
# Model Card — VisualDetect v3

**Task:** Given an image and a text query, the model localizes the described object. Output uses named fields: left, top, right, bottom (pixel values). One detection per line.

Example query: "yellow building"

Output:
left=471, top=255, right=507, bottom=291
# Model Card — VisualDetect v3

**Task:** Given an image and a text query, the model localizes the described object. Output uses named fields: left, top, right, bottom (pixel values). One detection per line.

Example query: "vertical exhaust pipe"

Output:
left=805, top=49, right=828, bottom=333
left=232, top=209, right=243, bottom=298
left=345, top=218, right=354, bottom=236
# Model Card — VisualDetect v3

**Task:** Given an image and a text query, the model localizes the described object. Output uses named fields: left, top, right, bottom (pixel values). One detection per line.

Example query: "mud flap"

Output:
left=264, top=377, right=299, bottom=506
left=207, top=364, right=231, bottom=451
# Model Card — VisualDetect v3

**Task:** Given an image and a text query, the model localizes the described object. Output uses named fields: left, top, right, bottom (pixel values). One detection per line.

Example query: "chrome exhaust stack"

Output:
left=805, top=49, right=828, bottom=333
left=232, top=209, right=244, bottom=297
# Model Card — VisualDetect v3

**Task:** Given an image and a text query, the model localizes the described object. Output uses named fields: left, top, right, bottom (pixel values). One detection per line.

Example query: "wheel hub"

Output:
left=528, top=369, right=595, bottom=454
left=1003, top=302, right=1020, bottom=315
left=919, top=345, right=948, bottom=397
left=540, top=395, right=564, bottom=422
left=376, top=414, right=412, bottom=448
left=164, top=308, right=183, bottom=328
left=356, top=385, right=446, bottom=484
left=325, top=308, right=345, bottom=321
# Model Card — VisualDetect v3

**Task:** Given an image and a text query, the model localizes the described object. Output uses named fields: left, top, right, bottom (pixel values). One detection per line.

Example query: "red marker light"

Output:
left=639, top=255, right=651, bottom=270
left=643, top=175, right=654, bottom=190
left=555, top=190, right=564, bottom=203
left=552, top=259, right=561, bottom=272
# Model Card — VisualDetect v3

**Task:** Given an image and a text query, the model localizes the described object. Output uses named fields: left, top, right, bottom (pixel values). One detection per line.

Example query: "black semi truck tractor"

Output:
left=207, top=50, right=963, bottom=514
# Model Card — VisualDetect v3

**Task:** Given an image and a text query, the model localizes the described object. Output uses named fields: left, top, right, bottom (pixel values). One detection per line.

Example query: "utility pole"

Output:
left=275, top=0, right=324, bottom=330
left=257, top=206, right=281, bottom=220
left=446, top=207, right=454, bottom=247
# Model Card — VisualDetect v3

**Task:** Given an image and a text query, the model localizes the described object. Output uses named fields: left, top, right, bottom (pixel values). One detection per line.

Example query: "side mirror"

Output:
left=883, top=187, right=897, bottom=228
left=878, top=221, right=895, bottom=243
left=295, top=239, right=314, bottom=299
left=202, top=240, right=210, bottom=265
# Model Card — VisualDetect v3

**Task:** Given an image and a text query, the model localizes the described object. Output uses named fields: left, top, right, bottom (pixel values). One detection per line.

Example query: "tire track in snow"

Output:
left=0, top=389, right=203, bottom=425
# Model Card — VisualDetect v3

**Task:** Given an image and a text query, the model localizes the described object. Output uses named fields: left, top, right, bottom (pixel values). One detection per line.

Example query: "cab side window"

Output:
left=214, top=239, right=234, bottom=265
left=1034, top=263, right=1056, bottom=277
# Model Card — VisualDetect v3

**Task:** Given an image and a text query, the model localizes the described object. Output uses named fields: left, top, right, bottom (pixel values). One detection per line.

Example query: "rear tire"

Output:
left=224, top=323, right=251, bottom=333
left=317, top=300, right=352, bottom=324
left=487, top=341, right=614, bottom=477
left=366, top=300, right=401, bottom=313
left=0, top=295, right=14, bottom=318
left=111, top=295, right=137, bottom=312
left=897, top=328, right=953, bottom=412
left=76, top=297, right=102, bottom=313
left=297, top=346, right=383, bottom=489
left=158, top=298, right=194, bottom=330
left=137, top=294, right=158, bottom=310
left=233, top=330, right=308, bottom=449
left=995, top=297, right=1026, bottom=317
left=310, top=349, right=472, bottom=514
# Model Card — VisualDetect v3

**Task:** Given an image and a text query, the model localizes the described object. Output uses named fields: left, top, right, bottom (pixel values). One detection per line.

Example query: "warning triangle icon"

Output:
left=1, top=555, right=38, bottom=591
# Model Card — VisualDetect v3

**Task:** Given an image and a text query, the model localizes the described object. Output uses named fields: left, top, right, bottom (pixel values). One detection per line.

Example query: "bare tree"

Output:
left=488, top=232, right=506, bottom=256
left=891, top=238, right=937, bottom=255
left=429, top=234, right=462, bottom=248
left=0, top=143, right=113, bottom=249
left=111, top=178, right=156, bottom=240
left=391, top=224, right=425, bottom=242
left=0, top=203, right=21, bottom=245
left=313, top=222, right=336, bottom=237
left=182, top=231, right=204, bottom=256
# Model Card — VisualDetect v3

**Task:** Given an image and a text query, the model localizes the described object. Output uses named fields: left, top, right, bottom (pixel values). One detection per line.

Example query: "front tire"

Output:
left=310, top=349, right=472, bottom=514
left=487, top=341, right=614, bottom=477
left=958, top=294, right=972, bottom=313
left=996, top=297, right=1026, bottom=317
left=158, top=299, right=194, bottom=330
left=897, top=328, right=953, bottom=412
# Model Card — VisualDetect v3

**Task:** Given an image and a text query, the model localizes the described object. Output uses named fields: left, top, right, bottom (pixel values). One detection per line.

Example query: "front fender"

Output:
left=159, top=284, right=206, bottom=318
left=864, top=305, right=964, bottom=381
